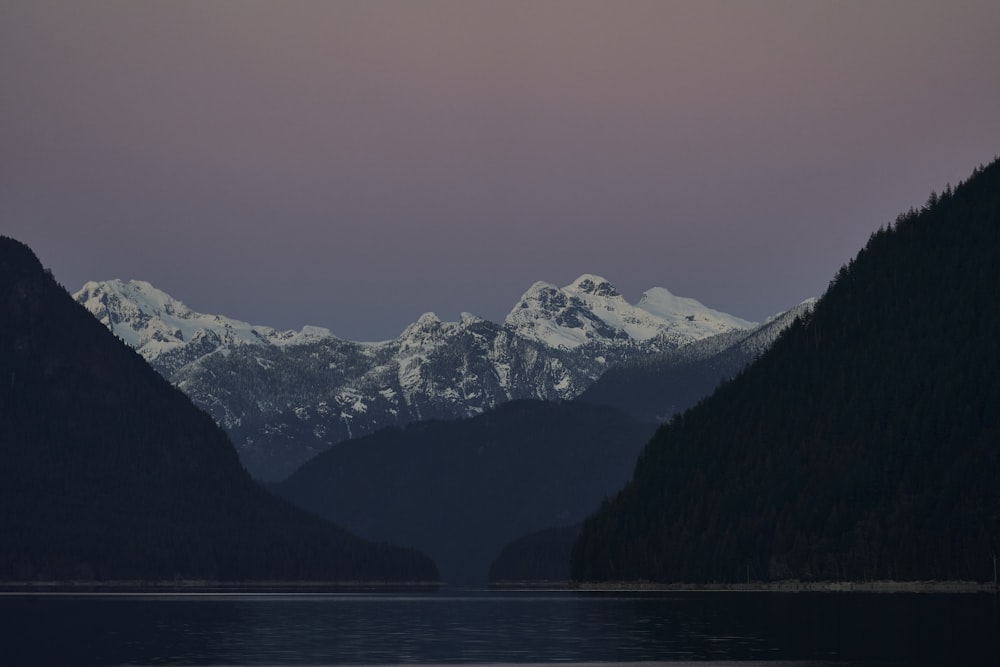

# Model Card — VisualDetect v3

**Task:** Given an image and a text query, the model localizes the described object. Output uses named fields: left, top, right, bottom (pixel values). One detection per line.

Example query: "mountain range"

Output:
left=6, top=154, right=995, bottom=588
left=75, top=274, right=802, bottom=481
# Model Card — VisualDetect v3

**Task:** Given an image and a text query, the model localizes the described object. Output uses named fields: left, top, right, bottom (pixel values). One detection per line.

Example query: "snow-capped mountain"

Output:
left=505, top=274, right=755, bottom=349
left=75, top=279, right=336, bottom=375
left=75, top=275, right=784, bottom=481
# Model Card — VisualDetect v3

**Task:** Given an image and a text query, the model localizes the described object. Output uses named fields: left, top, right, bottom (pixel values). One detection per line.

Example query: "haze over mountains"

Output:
left=76, top=274, right=797, bottom=480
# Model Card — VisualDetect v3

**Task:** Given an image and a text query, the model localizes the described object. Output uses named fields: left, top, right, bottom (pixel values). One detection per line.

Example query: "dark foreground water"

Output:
left=1, top=589, right=997, bottom=666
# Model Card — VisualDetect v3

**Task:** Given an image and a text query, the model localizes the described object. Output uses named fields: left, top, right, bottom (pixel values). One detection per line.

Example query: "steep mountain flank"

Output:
left=0, top=236, right=437, bottom=583
left=573, top=159, right=1000, bottom=584
left=578, top=299, right=814, bottom=422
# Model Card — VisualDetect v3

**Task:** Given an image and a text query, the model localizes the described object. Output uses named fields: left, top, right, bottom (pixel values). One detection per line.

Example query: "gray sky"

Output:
left=3, top=0, right=998, bottom=340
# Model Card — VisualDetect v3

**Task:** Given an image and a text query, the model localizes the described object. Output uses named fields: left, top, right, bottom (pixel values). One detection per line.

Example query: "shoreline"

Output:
left=492, top=579, right=997, bottom=593
left=0, top=580, right=443, bottom=594
left=4, top=579, right=995, bottom=594
left=570, top=579, right=996, bottom=593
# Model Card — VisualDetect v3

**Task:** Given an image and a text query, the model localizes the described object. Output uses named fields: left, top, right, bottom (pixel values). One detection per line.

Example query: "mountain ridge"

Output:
left=271, top=399, right=658, bottom=585
left=571, top=158, right=1000, bottom=584
left=0, top=235, right=438, bottom=583
left=77, top=273, right=757, bottom=359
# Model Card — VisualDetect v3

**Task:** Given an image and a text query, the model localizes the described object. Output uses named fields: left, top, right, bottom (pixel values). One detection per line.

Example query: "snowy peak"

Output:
left=73, top=279, right=337, bottom=361
left=636, top=287, right=756, bottom=333
left=636, top=286, right=709, bottom=318
left=409, top=311, right=443, bottom=329
left=75, top=279, right=200, bottom=354
left=566, top=274, right=623, bottom=299
left=504, top=280, right=625, bottom=349
left=79, top=275, right=757, bottom=360
left=505, top=275, right=755, bottom=349
left=398, top=312, right=451, bottom=353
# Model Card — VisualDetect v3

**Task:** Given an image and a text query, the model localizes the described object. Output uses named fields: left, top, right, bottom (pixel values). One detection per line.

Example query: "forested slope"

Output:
left=572, top=158, right=1000, bottom=584
left=489, top=523, right=581, bottom=584
left=0, top=237, right=437, bottom=583
left=274, top=400, right=656, bottom=584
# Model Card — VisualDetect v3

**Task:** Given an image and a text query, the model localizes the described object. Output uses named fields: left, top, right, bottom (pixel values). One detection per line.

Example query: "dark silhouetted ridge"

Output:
left=273, top=399, right=656, bottom=585
left=0, top=236, right=437, bottom=583
left=572, top=158, right=1000, bottom=584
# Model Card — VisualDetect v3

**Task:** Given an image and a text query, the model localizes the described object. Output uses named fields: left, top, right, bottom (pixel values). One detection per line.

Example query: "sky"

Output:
left=3, top=0, right=999, bottom=341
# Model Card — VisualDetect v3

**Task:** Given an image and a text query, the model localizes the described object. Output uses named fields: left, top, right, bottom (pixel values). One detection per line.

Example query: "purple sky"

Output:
left=3, top=1, right=999, bottom=341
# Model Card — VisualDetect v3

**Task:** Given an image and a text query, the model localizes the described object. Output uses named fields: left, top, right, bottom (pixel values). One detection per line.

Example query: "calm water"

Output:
left=1, top=589, right=997, bottom=666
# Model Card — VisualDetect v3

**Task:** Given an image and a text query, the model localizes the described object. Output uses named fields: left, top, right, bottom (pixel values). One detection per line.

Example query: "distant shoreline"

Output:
left=4, top=579, right=996, bottom=594
left=494, top=579, right=997, bottom=593
left=575, top=579, right=998, bottom=593
left=0, top=580, right=443, bottom=594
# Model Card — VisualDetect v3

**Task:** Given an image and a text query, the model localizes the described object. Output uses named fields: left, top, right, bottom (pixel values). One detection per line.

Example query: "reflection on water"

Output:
left=1, top=589, right=997, bottom=665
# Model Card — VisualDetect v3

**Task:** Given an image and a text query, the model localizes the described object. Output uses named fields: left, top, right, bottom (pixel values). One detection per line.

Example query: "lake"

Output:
left=2, top=588, right=997, bottom=665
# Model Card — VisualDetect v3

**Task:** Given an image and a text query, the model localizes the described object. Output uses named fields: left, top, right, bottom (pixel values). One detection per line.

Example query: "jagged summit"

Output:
left=402, top=311, right=444, bottom=332
left=75, top=278, right=341, bottom=361
left=78, top=274, right=755, bottom=359
left=566, top=274, right=622, bottom=298
left=505, top=275, right=756, bottom=349
left=398, top=312, right=451, bottom=354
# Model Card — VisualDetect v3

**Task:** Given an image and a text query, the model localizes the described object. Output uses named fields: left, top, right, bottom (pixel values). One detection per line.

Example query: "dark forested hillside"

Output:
left=273, top=400, right=656, bottom=584
left=0, top=237, right=437, bottom=583
left=572, top=158, right=1000, bottom=584
left=488, top=523, right=581, bottom=584
left=577, top=300, right=814, bottom=423
left=577, top=347, right=736, bottom=423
